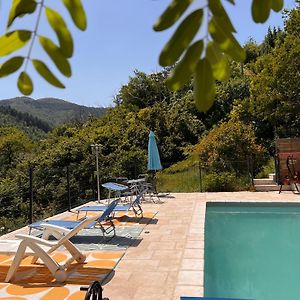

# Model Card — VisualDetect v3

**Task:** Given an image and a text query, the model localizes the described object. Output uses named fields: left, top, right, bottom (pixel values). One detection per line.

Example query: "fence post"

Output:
left=92, top=172, right=95, bottom=200
left=247, top=155, right=254, bottom=186
left=67, top=165, right=71, bottom=211
left=29, top=163, right=33, bottom=224
left=199, top=161, right=203, bottom=193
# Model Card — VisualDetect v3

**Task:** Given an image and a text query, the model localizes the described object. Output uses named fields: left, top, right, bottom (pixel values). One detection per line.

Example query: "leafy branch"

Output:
left=0, top=0, right=285, bottom=111
left=0, top=0, right=87, bottom=95
left=154, top=0, right=284, bottom=111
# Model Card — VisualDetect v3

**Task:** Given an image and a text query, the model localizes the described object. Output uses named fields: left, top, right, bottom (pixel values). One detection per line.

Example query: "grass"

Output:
left=256, top=158, right=275, bottom=179
left=157, top=165, right=201, bottom=192
left=156, top=155, right=252, bottom=193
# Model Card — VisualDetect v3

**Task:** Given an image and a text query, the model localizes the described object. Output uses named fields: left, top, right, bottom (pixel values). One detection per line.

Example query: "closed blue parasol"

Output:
left=147, top=131, right=162, bottom=171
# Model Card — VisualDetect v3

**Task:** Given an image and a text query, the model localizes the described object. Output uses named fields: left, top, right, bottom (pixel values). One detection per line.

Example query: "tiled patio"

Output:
left=104, top=192, right=300, bottom=300
left=0, top=191, right=299, bottom=299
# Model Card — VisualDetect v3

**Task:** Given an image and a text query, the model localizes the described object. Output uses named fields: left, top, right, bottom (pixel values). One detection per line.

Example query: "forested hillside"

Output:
left=0, top=97, right=107, bottom=127
left=0, top=5, right=299, bottom=234
left=0, top=106, right=50, bottom=139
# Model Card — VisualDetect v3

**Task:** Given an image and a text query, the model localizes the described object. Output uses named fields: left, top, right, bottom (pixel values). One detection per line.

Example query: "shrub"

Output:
left=203, top=172, right=237, bottom=192
left=256, top=158, right=275, bottom=179
left=202, top=172, right=251, bottom=192
left=195, top=120, right=267, bottom=176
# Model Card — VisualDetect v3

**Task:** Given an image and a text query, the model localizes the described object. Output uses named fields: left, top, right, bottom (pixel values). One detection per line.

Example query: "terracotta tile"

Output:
left=104, top=284, right=136, bottom=300
left=116, top=259, right=160, bottom=271
left=129, top=271, right=168, bottom=287
left=186, top=240, right=204, bottom=249
left=133, top=286, right=173, bottom=300
left=177, top=270, right=203, bottom=285
left=183, top=248, right=203, bottom=259
left=158, top=258, right=181, bottom=271
left=173, top=285, right=204, bottom=299
left=186, top=234, right=204, bottom=241
left=148, top=241, right=176, bottom=250
left=181, top=259, right=204, bottom=271
left=152, top=250, right=182, bottom=260
left=124, top=249, right=154, bottom=259
left=107, top=270, right=132, bottom=281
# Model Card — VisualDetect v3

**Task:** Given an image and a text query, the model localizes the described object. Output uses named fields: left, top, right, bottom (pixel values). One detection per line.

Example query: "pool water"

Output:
left=204, top=203, right=300, bottom=300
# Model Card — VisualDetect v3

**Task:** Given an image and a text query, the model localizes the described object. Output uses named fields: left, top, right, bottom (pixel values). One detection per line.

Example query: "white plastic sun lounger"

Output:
left=0, top=213, right=103, bottom=283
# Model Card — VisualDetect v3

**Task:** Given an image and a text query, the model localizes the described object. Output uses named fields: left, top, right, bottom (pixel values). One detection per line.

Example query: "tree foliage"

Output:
left=195, top=120, right=267, bottom=175
left=0, top=127, right=32, bottom=174
left=154, top=0, right=284, bottom=111
left=232, top=3, right=300, bottom=152
left=0, top=0, right=285, bottom=111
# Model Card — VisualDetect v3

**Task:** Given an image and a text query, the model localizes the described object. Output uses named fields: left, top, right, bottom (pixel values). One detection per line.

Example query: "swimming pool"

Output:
left=204, top=202, right=300, bottom=300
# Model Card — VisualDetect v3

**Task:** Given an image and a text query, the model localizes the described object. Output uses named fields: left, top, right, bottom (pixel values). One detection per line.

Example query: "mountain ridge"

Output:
left=0, top=97, right=107, bottom=127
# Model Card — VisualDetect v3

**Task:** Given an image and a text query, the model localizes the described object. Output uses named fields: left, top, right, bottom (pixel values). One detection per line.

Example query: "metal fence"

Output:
left=0, top=156, right=257, bottom=234
left=156, top=157, right=255, bottom=193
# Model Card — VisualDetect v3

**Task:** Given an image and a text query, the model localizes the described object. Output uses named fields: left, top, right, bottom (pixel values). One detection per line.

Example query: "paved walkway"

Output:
left=104, top=191, right=300, bottom=300
left=1, top=191, right=299, bottom=299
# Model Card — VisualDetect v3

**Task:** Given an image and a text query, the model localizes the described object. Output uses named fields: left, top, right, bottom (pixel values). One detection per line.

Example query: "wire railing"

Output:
left=157, top=157, right=255, bottom=193
left=0, top=156, right=257, bottom=234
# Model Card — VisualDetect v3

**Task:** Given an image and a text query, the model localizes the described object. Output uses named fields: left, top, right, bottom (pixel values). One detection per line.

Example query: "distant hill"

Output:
left=0, top=97, right=107, bottom=128
left=0, top=105, right=51, bottom=139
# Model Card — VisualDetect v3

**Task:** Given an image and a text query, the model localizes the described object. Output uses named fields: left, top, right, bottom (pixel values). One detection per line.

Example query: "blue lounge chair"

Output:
left=29, top=199, right=120, bottom=238
left=76, top=191, right=144, bottom=219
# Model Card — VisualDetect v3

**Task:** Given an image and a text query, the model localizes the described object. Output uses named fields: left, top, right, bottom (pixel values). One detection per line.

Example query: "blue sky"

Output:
left=0, top=0, right=297, bottom=107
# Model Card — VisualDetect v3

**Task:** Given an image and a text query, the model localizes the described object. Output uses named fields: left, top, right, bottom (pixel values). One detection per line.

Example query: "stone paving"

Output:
left=1, top=191, right=300, bottom=299
left=103, top=191, right=300, bottom=300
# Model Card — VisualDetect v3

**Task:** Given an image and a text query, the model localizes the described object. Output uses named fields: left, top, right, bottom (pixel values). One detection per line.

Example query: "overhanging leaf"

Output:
left=208, top=0, right=236, bottom=33
left=7, top=0, right=37, bottom=28
left=39, top=36, right=71, bottom=77
left=17, top=71, right=33, bottom=95
left=0, top=56, right=24, bottom=78
left=153, top=0, right=193, bottom=31
left=45, top=7, right=73, bottom=57
left=62, top=0, right=87, bottom=30
left=159, top=9, right=203, bottom=67
left=166, top=40, right=203, bottom=91
left=32, top=59, right=65, bottom=88
left=206, top=42, right=230, bottom=81
left=271, top=0, right=284, bottom=12
left=252, top=0, right=272, bottom=23
left=194, top=59, right=215, bottom=112
left=0, top=30, right=31, bottom=57
left=209, top=18, right=245, bottom=62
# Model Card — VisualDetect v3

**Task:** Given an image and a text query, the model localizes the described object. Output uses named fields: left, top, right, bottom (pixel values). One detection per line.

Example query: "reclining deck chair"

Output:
left=29, top=199, right=120, bottom=237
left=279, top=155, right=300, bottom=193
left=0, top=213, right=102, bottom=283
left=75, top=190, right=145, bottom=219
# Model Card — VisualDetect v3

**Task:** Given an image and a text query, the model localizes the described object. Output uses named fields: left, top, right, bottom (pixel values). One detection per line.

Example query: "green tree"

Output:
left=244, top=39, right=260, bottom=64
left=260, top=26, right=284, bottom=55
left=0, top=127, right=32, bottom=173
left=114, top=70, right=173, bottom=109
left=228, top=3, right=300, bottom=153
left=0, top=0, right=285, bottom=111
left=196, top=120, right=267, bottom=175
left=248, top=5, right=300, bottom=141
